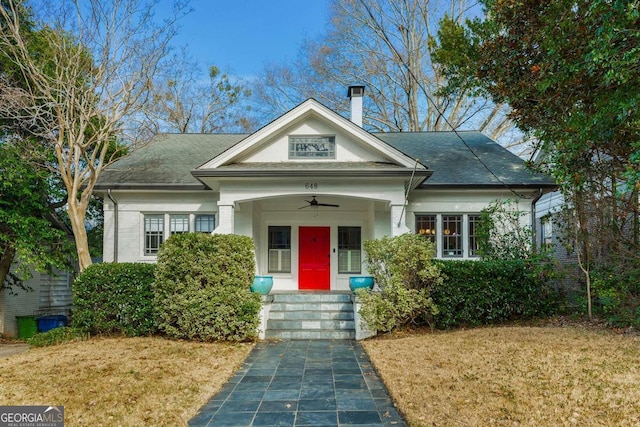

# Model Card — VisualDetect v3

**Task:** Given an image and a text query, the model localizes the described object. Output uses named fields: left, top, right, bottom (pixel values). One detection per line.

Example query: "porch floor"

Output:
left=188, top=340, right=406, bottom=426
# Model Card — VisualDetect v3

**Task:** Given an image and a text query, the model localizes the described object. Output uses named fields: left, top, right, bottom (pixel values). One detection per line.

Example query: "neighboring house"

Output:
left=1, top=216, right=74, bottom=337
left=95, top=87, right=556, bottom=293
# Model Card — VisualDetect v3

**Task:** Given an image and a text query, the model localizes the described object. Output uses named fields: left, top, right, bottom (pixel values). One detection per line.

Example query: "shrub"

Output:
left=27, top=327, right=89, bottom=347
left=357, top=234, right=442, bottom=332
left=73, top=263, right=157, bottom=336
left=432, top=258, right=560, bottom=329
left=153, top=233, right=261, bottom=342
left=591, top=264, right=640, bottom=328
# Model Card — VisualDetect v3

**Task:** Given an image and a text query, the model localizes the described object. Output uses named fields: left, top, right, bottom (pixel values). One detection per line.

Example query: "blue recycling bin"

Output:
left=36, top=315, right=68, bottom=332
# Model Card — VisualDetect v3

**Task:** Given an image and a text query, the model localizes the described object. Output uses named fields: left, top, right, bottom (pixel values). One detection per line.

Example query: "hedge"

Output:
left=432, top=259, right=560, bottom=329
left=153, top=233, right=261, bottom=342
left=73, top=262, right=157, bottom=336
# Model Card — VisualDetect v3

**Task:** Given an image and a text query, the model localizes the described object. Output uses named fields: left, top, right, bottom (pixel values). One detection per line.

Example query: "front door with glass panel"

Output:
left=298, top=226, right=330, bottom=290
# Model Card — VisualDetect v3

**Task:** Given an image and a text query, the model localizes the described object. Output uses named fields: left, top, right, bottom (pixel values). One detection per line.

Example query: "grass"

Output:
left=363, top=325, right=640, bottom=427
left=0, top=336, right=253, bottom=426
left=2, top=325, right=639, bottom=426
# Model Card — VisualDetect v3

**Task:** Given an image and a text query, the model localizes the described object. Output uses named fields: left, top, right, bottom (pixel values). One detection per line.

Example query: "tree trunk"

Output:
left=67, top=201, right=92, bottom=272
left=0, top=245, right=16, bottom=288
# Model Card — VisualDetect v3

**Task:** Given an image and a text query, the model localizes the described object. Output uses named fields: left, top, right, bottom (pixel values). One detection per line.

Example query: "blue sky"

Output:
left=169, top=0, right=331, bottom=78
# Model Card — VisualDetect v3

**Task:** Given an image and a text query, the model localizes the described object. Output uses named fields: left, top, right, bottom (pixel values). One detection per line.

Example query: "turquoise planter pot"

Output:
left=349, top=276, right=374, bottom=292
left=251, top=275, right=274, bottom=295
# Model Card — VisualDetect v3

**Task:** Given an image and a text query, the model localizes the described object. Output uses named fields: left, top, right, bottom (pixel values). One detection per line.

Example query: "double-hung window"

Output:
left=268, top=226, right=291, bottom=273
left=468, top=214, right=481, bottom=257
left=338, top=226, right=361, bottom=274
left=144, top=214, right=164, bottom=255
left=170, top=215, right=189, bottom=235
left=195, top=214, right=215, bottom=233
left=442, top=215, right=463, bottom=257
left=416, top=214, right=437, bottom=248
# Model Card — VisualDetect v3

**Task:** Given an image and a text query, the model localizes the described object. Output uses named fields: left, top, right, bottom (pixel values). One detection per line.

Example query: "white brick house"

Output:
left=95, top=88, right=555, bottom=293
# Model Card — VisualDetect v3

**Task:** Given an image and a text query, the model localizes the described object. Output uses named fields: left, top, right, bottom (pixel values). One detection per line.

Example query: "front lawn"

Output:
left=363, top=325, right=640, bottom=426
left=0, top=337, right=253, bottom=426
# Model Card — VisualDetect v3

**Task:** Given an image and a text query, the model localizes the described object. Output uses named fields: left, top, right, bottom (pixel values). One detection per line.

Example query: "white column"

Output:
left=390, top=204, right=410, bottom=236
left=213, top=203, right=235, bottom=234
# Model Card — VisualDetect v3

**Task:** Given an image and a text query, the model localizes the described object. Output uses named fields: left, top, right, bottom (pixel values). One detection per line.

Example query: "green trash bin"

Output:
left=16, top=315, right=38, bottom=339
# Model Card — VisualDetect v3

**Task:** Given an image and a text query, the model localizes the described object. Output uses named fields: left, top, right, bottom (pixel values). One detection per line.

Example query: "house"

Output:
left=1, top=215, right=74, bottom=337
left=95, top=87, right=555, bottom=295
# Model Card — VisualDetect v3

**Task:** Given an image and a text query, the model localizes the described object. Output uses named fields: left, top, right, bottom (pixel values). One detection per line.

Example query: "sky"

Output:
left=169, top=0, right=332, bottom=79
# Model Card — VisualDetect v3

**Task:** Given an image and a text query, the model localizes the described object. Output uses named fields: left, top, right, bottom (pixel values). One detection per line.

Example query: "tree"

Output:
left=0, top=138, right=73, bottom=291
left=0, top=0, right=188, bottom=271
left=432, top=0, right=640, bottom=317
left=147, top=54, right=253, bottom=133
left=254, top=0, right=524, bottom=152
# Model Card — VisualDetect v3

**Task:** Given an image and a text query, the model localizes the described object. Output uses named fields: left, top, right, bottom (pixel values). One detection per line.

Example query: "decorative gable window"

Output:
left=289, top=136, right=335, bottom=159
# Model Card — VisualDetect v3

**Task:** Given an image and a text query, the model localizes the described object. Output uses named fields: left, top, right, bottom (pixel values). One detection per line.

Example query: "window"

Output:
left=289, top=136, right=335, bottom=159
left=144, top=215, right=164, bottom=255
left=170, top=215, right=189, bottom=235
left=195, top=214, right=215, bottom=233
left=338, top=226, right=361, bottom=274
left=442, top=215, right=463, bottom=257
left=268, top=226, right=291, bottom=273
left=468, top=215, right=481, bottom=257
left=541, top=217, right=553, bottom=247
left=416, top=214, right=437, bottom=247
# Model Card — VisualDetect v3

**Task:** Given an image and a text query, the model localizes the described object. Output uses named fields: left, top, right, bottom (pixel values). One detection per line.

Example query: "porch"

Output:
left=213, top=193, right=408, bottom=292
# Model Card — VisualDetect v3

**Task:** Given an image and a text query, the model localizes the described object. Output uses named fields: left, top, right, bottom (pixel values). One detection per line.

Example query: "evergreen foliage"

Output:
left=153, top=233, right=260, bottom=342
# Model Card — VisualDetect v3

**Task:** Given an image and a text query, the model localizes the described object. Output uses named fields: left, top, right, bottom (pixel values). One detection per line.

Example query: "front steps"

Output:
left=264, top=292, right=356, bottom=340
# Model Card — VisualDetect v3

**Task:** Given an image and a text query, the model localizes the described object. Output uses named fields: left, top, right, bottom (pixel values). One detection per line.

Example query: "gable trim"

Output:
left=197, top=99, right=427, bottom=170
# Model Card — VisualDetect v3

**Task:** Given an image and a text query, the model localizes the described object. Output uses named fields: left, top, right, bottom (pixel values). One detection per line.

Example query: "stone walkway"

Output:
left=189, top=340, right=406, bottom=427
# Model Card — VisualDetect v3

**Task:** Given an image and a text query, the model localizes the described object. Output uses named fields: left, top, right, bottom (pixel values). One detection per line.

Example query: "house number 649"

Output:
left=305, top=183, right=318, bottom=190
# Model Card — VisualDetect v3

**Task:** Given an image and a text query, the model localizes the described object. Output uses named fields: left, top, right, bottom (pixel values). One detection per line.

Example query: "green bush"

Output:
left=27, top=327, right=89, bottom=347
left=592, top=265, right=640, bottom=328
left=73, top=263, right=157, bottom=336
left=153, top=233, right=261, bottom=342
left=357, top=234, right=442, bottom=332
left=432, top=258, right=560, bottom=329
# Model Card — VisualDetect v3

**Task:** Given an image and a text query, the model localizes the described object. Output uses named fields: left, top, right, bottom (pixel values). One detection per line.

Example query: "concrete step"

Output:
left=268, top=310, right=354, bottom=321
left=271, top=292, right=352, bottom=303
left=267, top=319, right=355, bottom=331
left=265, top=329, right=356, bottom=340
left=265, top=292, right=356, bottom=340
left=269, top=302, right=353, bottom=312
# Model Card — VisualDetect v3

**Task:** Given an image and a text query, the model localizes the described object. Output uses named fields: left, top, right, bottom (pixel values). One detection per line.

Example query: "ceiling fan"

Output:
left=298, top=196, right=340, bottom=209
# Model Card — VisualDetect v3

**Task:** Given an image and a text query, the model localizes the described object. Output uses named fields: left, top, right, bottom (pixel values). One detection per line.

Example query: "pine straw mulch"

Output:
left=0, top=336, right=253, bottom=426
left=362, top=318, right=640, bottom=427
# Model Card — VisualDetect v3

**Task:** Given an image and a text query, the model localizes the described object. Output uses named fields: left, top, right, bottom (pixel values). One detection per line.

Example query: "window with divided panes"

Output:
left=338, top=226, right=361, bottom=274
left=268, top=226, right=291, bottom=273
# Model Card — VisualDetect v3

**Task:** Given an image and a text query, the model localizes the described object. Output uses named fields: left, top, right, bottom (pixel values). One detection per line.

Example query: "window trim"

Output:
left=288, top=135, right=336, bottom=159
left=142, top=212, right=216, bottom=257
left=415, top=213, right=482, bottom=259
left=338, top=226, right=362, bottom=274
left=268, top=226, right=292, bottom=274
left=144, top=214, right=164, bottom=256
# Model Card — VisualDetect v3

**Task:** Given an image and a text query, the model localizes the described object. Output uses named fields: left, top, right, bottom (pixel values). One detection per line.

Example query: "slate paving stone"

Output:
left=188, top=340, right=407, bottom=427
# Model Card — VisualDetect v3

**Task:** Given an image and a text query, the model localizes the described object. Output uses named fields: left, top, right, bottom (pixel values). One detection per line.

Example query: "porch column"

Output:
left=390, top=204, right=411, bottom=236
left=213, top=203, right=235, bottom=234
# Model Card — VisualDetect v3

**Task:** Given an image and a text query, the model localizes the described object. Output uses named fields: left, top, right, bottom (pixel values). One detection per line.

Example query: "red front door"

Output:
left=298, top=226, right=330, bottom=290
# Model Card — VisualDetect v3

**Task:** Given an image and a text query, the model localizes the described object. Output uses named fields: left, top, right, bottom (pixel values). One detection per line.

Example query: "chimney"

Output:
left=347, top=85, right=365, bottom=127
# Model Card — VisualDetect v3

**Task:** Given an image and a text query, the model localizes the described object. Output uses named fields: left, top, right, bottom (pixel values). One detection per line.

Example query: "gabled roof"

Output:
left=198, top=98, right=424, bottom=170
left=95, top=130, right=554, bottom=190
left=377, top=131, right=555, bottom=188
left=94, top=134, right=246, bottom=190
